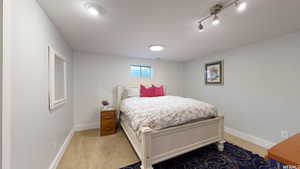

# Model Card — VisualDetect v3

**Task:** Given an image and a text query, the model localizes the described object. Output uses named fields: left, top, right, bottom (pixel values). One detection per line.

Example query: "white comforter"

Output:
left=120, top=96, right=218, bottom=133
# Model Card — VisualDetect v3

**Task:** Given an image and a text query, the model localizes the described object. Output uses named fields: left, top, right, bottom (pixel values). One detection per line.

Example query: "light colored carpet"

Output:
left=57, top=129, right=267, bottom=169
left=57, top=129, right=139, bottom=169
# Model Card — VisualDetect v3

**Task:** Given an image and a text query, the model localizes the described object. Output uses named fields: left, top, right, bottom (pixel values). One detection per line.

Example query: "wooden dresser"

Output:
left=267, top=133, right=300, bottom=168
left=100, top=109, right=117, bottom=136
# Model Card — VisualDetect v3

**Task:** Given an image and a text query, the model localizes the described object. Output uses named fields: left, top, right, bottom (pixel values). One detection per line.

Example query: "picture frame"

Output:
left=205, top=60, right=224, bottom=85
left=48, top=45, right=67, bottom=110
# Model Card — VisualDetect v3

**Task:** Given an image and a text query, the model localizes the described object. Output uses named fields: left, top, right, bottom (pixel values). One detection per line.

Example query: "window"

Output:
left=130, top=65, right=152, bottom=78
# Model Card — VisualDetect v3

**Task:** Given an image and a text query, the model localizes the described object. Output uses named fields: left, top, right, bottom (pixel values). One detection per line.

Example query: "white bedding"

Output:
left=120, top=96, right=218, bottom=134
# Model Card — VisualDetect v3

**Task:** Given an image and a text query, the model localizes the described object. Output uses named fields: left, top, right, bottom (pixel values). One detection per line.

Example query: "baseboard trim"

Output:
left=48, top=128, right=74, bottom=169
left=73, top=122, right=99, bottom=131
left=225, top=126, right=276, bottom=149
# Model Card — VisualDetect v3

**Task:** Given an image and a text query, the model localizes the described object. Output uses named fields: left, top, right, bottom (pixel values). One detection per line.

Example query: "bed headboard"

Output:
left=116, top=85, right=136, bottom=116
left=116, top=85, right=128, bottom=109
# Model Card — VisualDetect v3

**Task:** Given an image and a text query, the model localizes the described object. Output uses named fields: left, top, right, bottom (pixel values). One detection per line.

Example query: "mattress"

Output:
left=120, top=96, right=218, bottom=135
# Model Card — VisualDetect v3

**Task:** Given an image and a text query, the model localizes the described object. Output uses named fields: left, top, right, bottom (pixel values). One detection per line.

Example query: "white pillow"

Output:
left=126, top=87, right=139, bottom=97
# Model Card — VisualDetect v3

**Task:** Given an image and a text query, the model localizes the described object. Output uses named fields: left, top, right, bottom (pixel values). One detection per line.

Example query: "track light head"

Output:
left=236, top=1, right=247, bottom=12
left=212, top=15, right=220, bottom=25
left=84, top=3, right=100, bottom=16
left=198, top=23, right=204, bottom=32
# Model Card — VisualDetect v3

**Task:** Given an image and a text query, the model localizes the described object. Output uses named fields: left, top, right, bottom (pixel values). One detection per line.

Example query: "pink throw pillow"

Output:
left=140, top=85, right=155, bottom=97
left=152, top=85, right=165, bottom=97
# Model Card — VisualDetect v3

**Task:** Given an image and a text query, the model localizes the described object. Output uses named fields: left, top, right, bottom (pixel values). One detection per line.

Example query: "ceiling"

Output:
left=37, top=0, right=300, bottom=61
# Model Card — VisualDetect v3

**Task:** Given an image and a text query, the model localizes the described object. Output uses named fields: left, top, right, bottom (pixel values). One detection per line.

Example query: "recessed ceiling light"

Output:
left=212, top=15, right=220, bottom=25
left=149, top=45, right=165, bottom=52
left=84, top=3, right=100, bottom=16
left=237, top=2, right=247, bottom=12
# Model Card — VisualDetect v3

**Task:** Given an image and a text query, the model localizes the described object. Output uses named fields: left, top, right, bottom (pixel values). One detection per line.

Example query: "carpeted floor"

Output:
left=120, top=143, right=278, bottom=169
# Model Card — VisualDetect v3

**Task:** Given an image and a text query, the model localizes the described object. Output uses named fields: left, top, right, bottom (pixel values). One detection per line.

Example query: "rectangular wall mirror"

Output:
left=48, top=46, right=67, bottom=110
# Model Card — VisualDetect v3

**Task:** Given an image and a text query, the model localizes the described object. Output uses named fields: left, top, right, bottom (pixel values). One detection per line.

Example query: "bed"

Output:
left=117, top=86, right=225, bottom=169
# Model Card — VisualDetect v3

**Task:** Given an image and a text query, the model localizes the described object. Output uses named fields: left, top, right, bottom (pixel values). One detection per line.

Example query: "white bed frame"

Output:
left=117, top=86, right=225, bottom=169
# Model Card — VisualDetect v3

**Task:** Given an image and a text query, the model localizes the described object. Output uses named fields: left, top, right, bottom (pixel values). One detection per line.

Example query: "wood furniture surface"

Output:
left=100, top=109, right=117, bottom=136
left=267, top=133, right=300, bottom=168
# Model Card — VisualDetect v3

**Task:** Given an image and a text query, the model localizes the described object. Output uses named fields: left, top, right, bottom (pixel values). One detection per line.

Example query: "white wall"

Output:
left=73, top=52, right=183, bottom=128
left=0, top=0, right=3, bottom=166
left=183, top=31, right=300, bottom=144
left=7, top=0, right=73, bottom=169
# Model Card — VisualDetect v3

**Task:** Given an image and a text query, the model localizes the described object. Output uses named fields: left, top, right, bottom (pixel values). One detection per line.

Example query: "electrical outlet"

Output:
left=281, top=130, right=289, bottom=139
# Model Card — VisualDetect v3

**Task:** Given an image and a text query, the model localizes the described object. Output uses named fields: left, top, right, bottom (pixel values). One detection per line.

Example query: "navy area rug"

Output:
left=119, top=143, right=279, bottom=169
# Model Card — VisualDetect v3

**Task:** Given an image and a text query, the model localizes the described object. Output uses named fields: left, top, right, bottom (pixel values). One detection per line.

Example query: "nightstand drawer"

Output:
left=101, top=111, right=114, bottom=117
left=101, top=125, right=115, bottom=132
left=101, top=119, right=115, bottom=127
left=101, top=114, right=114, bottom=120
left=101, top=121, right=116, bottom=136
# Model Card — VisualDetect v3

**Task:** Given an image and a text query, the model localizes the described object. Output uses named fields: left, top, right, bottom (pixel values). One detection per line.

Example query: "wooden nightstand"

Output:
left=100, top=108, right=117, bottom=136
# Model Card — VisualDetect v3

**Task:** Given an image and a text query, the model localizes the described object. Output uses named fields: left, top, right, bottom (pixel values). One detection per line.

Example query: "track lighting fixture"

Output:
left=196, top=0, right=247, bottom=32
left=212, top=15, right=220, bottom=25
left=198, top=23, right=204, bottom=32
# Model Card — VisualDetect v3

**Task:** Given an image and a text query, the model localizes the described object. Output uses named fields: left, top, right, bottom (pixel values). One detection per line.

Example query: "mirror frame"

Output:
left=48, top=45, right=67, bottom=110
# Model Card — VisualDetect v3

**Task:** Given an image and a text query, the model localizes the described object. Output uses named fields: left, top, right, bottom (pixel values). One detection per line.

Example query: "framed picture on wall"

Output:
left=205, top=60, right=224, bottom=85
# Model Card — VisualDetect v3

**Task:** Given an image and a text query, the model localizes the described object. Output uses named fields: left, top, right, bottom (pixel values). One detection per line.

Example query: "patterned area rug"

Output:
left=119, top=143, right=278, bottom=169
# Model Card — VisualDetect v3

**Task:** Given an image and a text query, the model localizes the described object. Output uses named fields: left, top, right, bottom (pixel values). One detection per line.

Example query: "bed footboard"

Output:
left=138, top=116, right=225, bottom=169
left=140, top=127, right=154, bottom=169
